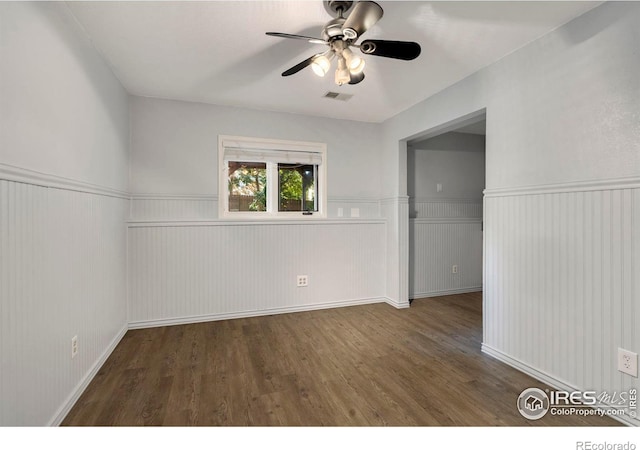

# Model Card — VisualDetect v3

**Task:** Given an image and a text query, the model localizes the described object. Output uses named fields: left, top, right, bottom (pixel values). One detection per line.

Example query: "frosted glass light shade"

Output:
left=311, top=54, right=331, bottom=77
left=342, top=47, right=365, bottom=74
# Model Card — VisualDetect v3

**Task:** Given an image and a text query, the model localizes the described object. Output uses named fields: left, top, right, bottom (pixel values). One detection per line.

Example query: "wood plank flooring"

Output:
left=62, top=292, right=619, bottom=426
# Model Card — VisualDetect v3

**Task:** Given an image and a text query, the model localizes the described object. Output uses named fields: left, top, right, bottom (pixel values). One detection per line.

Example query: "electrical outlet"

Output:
left=337, top=207, right=343, bottom=217
left=71, top=335, right=78, bottom=359
left=618, top=348, right=638, bottom=377
left=297, top=275, right=308, bottom=287
left=452, top=265, right=458, bottom=274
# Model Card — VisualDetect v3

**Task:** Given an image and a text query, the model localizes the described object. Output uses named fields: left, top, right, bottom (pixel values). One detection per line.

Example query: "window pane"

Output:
left=278, top=164, right=317, bottom=212
left=228, top=162, right=266, bottom=212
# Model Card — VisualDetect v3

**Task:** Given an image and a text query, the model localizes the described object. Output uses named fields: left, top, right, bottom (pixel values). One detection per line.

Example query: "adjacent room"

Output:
left=1, top=0, right=638, bottom=431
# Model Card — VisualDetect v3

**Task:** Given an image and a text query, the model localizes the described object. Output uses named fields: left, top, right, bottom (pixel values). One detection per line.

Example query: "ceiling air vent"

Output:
left=323, top=91, right=353, bottom=102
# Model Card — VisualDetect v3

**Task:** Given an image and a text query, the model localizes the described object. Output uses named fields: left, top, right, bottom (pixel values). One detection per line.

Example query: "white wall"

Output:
left=382, top=1, right=640, bottom=424
left=383, top=2, right=640, bottom=195
left=0, top=2, right=129, bottom=191
left=408, top=133, right=485, bottom=298
left=0, top=3, right=129, bottom=425
left=130, top=96, right=382, bottom=208
left=127, top=96, right=392, bottom=325
left=409, top=149, right=485, bottom=199
left=408, top=132, right=485, bottom=200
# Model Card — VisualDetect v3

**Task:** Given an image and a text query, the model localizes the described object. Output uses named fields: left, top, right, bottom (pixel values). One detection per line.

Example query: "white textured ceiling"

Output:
left=66, top=1, right=599, bottom=123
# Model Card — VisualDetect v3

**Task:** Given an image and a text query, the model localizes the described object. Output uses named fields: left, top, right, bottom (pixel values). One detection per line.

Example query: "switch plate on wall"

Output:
left=297, top=275, right=308, bottom=287
left=71, top=335, right=78, bottom=359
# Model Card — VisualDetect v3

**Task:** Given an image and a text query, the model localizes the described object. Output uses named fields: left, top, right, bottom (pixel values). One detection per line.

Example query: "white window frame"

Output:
left=219, top=135, right=327, bottom=219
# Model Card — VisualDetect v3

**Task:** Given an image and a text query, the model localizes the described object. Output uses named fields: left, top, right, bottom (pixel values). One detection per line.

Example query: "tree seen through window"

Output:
left=227, top=162, right=317, bottom=212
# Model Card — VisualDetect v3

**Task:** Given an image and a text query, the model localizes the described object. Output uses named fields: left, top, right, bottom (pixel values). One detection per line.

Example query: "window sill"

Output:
left=220, top=212, right=327, bottom=220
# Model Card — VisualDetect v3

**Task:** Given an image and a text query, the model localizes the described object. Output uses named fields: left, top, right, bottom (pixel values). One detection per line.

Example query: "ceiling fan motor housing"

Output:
left=321, top=17, right=347, bottom=41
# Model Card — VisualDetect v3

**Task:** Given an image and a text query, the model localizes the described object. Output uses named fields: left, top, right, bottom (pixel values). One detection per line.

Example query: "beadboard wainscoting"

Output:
left=410, top=219, right=483, bottom=298
left=127, top=220, right=387, bottom=327
left=380, top=197, right=410, bottom=308
left=130, top=195, right=218, bottom=221
left=409, top=198, right=483, bottom=299
left=482, top=179, right=640, bottom=426
left=0, top=169, right=128, bottom=426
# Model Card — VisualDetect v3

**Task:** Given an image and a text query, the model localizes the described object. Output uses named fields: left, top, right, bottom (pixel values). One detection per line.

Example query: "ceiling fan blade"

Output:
left=359, top=40, right=421, bottom=60
left=281, top=55, right=317, bottom=77
left=266, top=32, right=327, bottom=45
left=342, top=1, right=383, bottom=39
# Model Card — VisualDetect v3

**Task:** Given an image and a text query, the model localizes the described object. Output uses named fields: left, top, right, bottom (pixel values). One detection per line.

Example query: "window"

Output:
left=219, top=136, right=326, bottom=218
left=228, top=162, right=267, bottom=212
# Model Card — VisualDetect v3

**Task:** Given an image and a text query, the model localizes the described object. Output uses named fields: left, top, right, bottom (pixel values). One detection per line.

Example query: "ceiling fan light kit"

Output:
left=311, top=51, right=333, bottom=77
left=341, top=46, right=365, bottom=74
left=266, top=0, right=421, bottom=87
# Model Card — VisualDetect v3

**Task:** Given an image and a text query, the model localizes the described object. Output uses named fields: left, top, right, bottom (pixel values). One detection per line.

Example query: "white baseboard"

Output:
left=49, top=324, right=128, bottom=426
left=482, top=344, right=637, bottom=427
left=411, top=287, right=482, bottom=300
left=384, top=297, right=411, bottom=309
left=128, top=297, right=387, bottom=329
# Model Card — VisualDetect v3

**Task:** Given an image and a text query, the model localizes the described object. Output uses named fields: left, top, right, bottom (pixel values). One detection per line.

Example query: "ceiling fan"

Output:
left=266, top=0, right=421, bottom=86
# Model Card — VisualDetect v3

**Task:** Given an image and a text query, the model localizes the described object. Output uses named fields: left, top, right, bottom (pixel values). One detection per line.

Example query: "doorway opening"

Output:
left=406, top=111, right=486, bottom=303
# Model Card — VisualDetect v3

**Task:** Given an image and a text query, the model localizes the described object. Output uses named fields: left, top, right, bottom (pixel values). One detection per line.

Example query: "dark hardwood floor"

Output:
left=62, top=292, right=619, bottom=426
